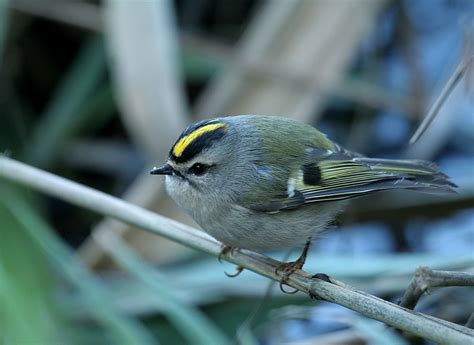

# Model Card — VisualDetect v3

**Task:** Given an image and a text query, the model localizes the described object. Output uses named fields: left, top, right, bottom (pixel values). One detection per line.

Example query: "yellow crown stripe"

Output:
left=172, top=123, right=227, bottom=157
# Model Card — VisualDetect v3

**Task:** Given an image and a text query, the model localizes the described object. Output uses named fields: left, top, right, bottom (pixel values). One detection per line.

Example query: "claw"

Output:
left=279, top=281, right=299, bottom=294
left=219, top=245, right=245, bottom=277
left=276, top=260, right=305, bottom=295
left=218, top=245, right=234, bottom=263
left=225, top=266, right=244, bottom=278
left=275, top=239, right=312, bottom=295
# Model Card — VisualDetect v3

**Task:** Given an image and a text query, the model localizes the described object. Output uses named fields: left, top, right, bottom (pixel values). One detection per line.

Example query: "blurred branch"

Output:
left=181, top=33, right=416, bottom=115
left=1, top=156, right=473, bottom=345
left=405, top=21, right=474, bottom=159
left=196, top=0, right=387, bottom=123
left=195, top=0, right=298, bottom=117
left=399, top=266, right=474, bottom=310
left=79, top=0, right=190, bottom=268
left=106, top=254, right=472, bottom=315
left=464, top=19, right=474, bottom=98
left=96, top=232, right=230, bottom=345
left=410, top=20, right=474, bottom=144
left=275, top=306, right=407, bottom=345
left=61, top=139, right=144, bottom=177
left=290, top=329, right=365, bottom=345
left=10, top=0, right=410, bottom=116
left=9, top=0, right=101, bottom=31
left=1, top=186, right=156, bottom=345
left=78, top=173, right=163, bottom=268
left=103, top=0, right=188, bottom=157
left=409, top=55, right=474, bottom=144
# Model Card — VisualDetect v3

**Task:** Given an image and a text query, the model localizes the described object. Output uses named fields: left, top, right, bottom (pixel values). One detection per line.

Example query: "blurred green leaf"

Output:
left=75, top=84, right=116, bottom=135
left=104, top=236, right=231, bottom=345
left=25, top=36, right=107, bottom=168
left=352, top=317, right=408, bottom=345
left=0, top=0, right=8, bottom=62
left=0, top=198, right=61, bottom=344
left=181, top=50, right=222, bottom=81
left=0, top=185, right=156, bottom=345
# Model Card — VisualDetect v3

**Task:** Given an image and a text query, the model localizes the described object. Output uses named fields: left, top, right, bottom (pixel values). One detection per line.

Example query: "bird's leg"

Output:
left=276, top=239, right=311, bottom=275
left=276, top=239, right=312, bottom=294
left=218, top=244, right=245, bottom=277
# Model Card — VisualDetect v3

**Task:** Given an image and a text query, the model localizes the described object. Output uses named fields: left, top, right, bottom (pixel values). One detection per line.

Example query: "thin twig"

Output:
left=399, top=266, right=474, bottom=310
left=78, top=0, right=190, bottom=268
left=409, top=55, right=474, bottom=144
left=0, top=156, right=473, bottom=344
left=9, top=0, right=101, bottom=31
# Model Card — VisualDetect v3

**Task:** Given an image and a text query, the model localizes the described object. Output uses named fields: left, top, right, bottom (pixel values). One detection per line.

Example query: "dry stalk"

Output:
left=399, top=266, right=474, bottom=310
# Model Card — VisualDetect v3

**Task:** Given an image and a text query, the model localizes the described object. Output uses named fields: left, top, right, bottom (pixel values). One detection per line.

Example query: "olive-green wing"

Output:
left=248, top=147, right=456, bottom=213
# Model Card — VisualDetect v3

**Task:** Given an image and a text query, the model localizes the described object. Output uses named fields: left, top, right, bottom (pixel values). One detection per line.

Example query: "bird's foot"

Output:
left=309, top=273, right=332, bottom=299
left=275, top=257, right=306, bottom=294
left=218, top=245, right=245, bottom=277
left=275, top=240, right=312, bottom=294
left=218, top=245, right=235, bottom=263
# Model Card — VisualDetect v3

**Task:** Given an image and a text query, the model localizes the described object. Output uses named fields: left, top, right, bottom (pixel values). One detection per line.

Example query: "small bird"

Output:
left=150, top=115, right=456, bottom=286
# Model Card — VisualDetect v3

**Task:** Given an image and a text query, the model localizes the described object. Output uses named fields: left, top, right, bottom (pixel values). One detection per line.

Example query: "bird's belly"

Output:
left=197, top=202, right=345, bottom=252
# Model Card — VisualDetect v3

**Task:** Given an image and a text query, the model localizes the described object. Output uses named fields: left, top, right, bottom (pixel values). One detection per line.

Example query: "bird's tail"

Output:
left=353, top=157, right=457, bottom=194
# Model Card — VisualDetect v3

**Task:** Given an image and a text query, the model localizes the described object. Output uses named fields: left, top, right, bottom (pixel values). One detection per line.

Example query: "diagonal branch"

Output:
left=399, top=266, right=474, bottom=310
left=409, top=55, right=474, bottom=144
left=0, top=156, right=473, bottom=344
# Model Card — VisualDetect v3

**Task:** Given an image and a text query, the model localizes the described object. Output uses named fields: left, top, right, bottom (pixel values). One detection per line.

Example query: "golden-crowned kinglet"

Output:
left=150, top=115, right=455, bottom=277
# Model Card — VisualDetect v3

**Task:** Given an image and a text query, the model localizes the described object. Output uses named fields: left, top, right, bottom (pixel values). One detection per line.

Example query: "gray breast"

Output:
left=197, top=201, right=347, bottom=251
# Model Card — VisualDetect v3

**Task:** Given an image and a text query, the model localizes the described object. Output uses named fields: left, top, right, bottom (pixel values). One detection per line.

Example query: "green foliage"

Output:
left=105, top=238, right=231, bottom=345
left=0, top=196, right=61, bottom=344
left=0, top=180, right=234, bottom=345
left=0, top=0, right=8, bottom=63
left=0, top=185, right=156, bottom=345
left=25, top=36, right=108, bottom=168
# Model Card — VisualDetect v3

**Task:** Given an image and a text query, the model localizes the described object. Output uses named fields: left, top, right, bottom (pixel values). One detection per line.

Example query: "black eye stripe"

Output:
left=188, top=163, right=210, bottom=176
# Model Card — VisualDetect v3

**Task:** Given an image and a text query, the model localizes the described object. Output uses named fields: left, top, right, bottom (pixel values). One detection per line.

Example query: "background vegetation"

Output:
left=1, top=1, right=473, bottom=344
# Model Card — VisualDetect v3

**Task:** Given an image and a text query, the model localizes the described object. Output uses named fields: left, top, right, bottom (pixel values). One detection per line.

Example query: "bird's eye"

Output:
left=188, top=163, right=209, bottom=176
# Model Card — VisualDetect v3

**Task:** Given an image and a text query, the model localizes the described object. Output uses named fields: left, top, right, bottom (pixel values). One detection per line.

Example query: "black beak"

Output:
left=150, top=164, right=174, bottom=175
